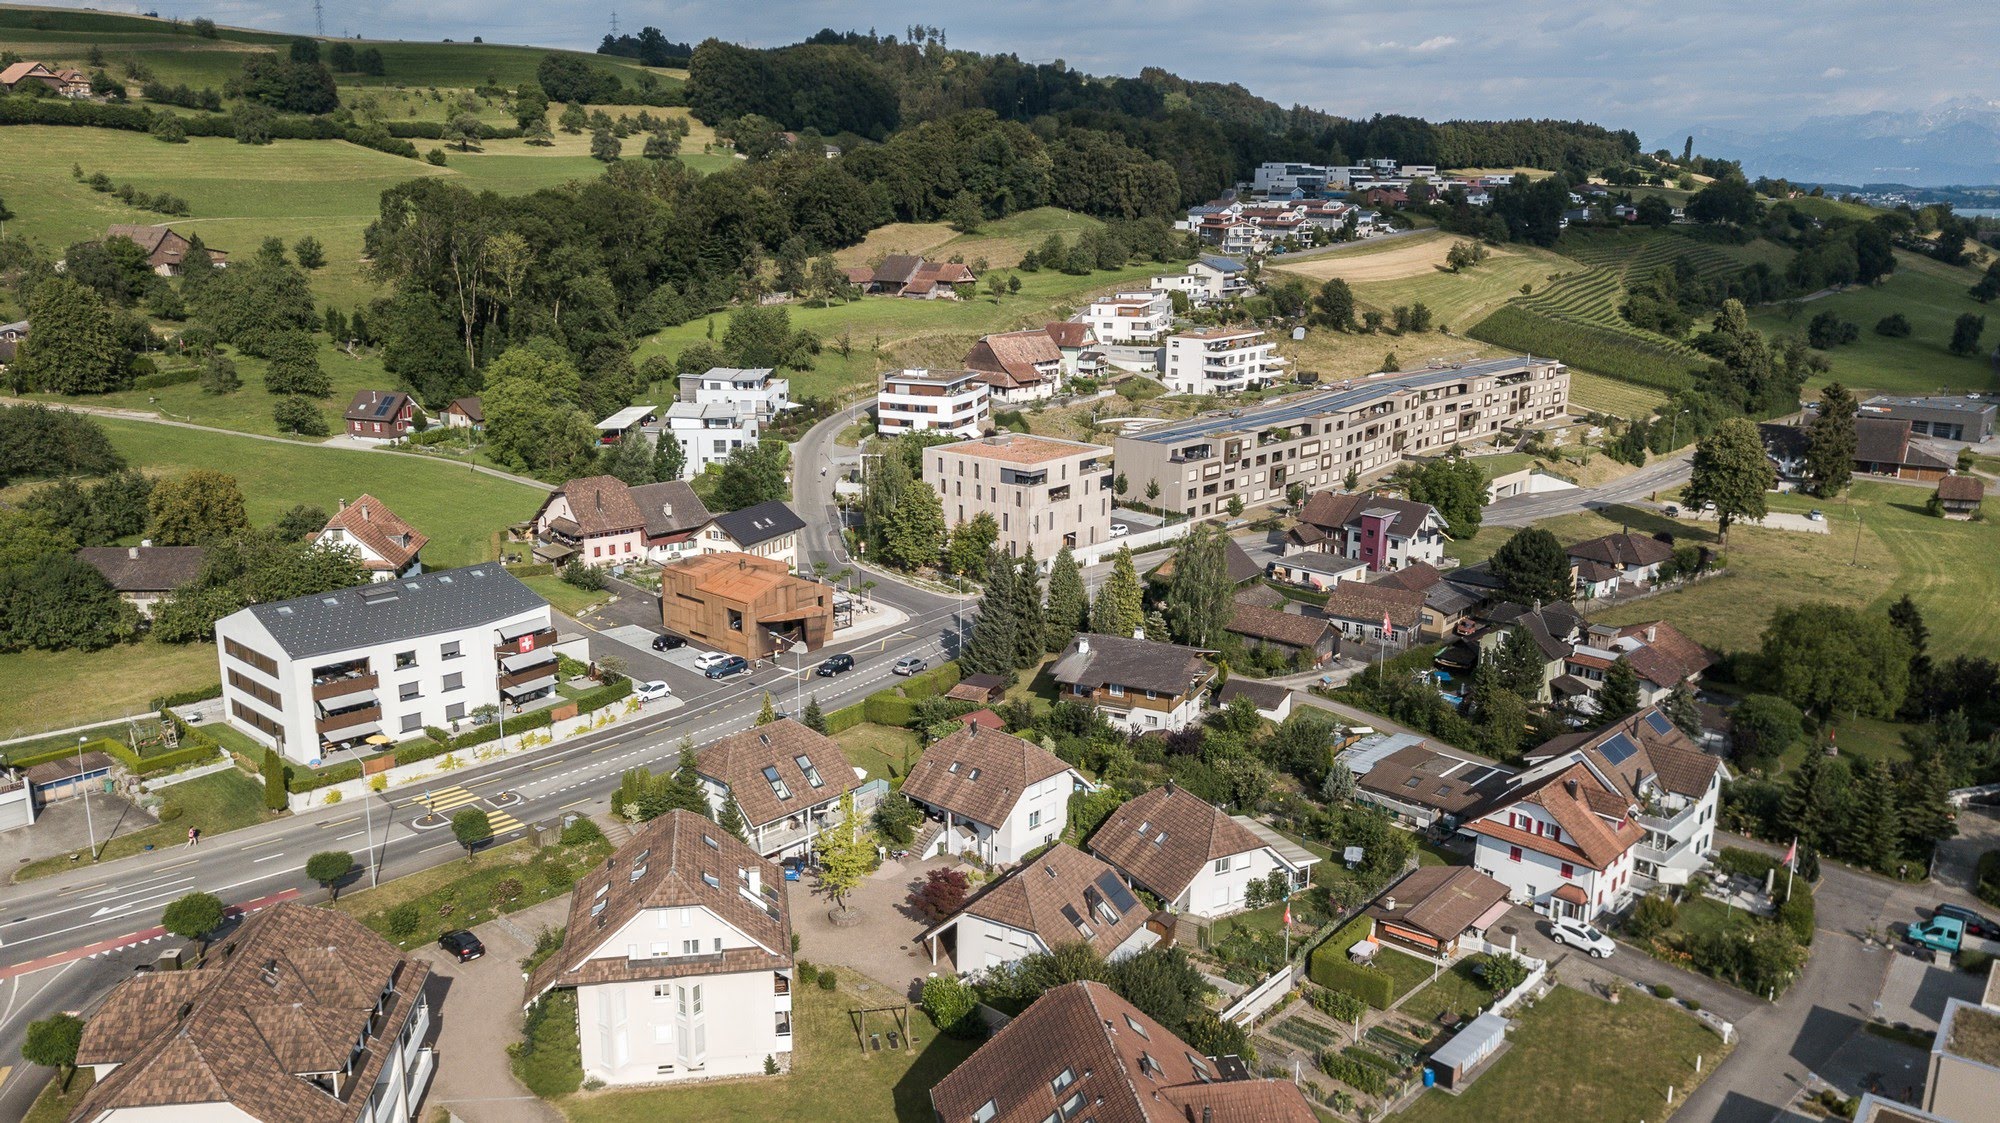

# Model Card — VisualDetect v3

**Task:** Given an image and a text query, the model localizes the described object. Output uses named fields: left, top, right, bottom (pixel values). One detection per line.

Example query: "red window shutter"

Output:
left=1561, top=863, right=1574, bottom=879
left=1509, top=846, right=1522, bottom=863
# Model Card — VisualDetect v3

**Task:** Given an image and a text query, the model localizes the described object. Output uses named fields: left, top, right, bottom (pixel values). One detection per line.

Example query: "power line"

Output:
left=313, top=0, right=324, bottom=37
left=608, top=9, right=619, bottom=37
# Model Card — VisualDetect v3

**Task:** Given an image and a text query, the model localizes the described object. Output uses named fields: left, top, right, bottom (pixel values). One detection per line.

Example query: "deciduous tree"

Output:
left=1163, top=522, right=1233, bottom=647
left=13, top=276, right=127, bottom=394
left=1681, top=418, right=1774, bottom=543
left=161, top=891, right=225, bottom=948
left=1760, top=601, right=1911, bottom=720
left=451, top=808, right=492, bottom=859
left=22, top=1014, right=84, bottom=1090
left=147, top=469, right=250, bottom=546
left=305, top=850, right=356, bottom=899
left=813, top=791, right=872, bottom=914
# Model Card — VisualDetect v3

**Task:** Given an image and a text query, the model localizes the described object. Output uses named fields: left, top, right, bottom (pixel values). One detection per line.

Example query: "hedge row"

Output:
left=132, top=366, right=202, bottom=390
left=12, top=727, right=218, bottom=778
left=2, top=737, right=128, bottom=771
left=897, top=662, right=963, bottom=701
left=864, top=694, right=915, bottom=727
left=153, top=682, right=224, bottom=710
left=0, top=96, right=420, bottom=159
left=1309, top=956, right=1395, bottom=1010
left=824, top=701, right=868, bottom=734
left=386, top=120, right=524, bottom=141
left=505, top=563, right=557, bottom=578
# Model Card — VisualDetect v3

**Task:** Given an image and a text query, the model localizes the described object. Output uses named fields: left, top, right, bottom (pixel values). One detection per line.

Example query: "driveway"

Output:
left=1931, top=805, right=2000, bottom=897
left=1493, top=906, right=1758, bottom=1024
left=413, top=897, right=570, bottom=1123
left=791, top=854, right=969, bottom=1002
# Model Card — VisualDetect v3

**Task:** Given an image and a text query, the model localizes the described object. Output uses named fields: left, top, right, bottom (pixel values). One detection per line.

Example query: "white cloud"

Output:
left=1411, top=36, right=1459, bottom=52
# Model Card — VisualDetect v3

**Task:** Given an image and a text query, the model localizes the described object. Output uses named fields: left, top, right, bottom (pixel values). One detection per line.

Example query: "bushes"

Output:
left=131, top=366, right=202, bottom=391
left=1978, top=851, right=2000, bottom=909
left=823, top=701, right=867, bottom=734
left=504, top=562, right=556, bottom=578
left=1317, top=1050, right=1390, bottom=1095
left=864, top=693, right=915, bottom=727
left=1306, top=922, right=1396, bottom=1009
left=922, top=974, right=981, bottom=1039
left=513, top=991, right=584, bottom=1098
left=152, top=683, right=223, bottom=709
left=1626, top=892, right=1681, bottom=939
left=1776, top=882, right=1816, bottom=946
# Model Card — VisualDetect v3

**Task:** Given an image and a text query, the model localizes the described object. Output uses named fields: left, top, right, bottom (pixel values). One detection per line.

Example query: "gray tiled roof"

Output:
left=710, top=500, right=805, bottom=548
left=243, top=565, right=548, bottom=658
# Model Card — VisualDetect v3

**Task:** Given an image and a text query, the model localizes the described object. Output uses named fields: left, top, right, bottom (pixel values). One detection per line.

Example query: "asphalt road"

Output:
left=1483, top=448, right=1695, bottom=528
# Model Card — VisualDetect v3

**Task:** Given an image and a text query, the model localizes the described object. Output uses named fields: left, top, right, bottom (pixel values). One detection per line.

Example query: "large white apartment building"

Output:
left=527, top=810, right=794, bottom=1087
left=682, top=367, right=790, bottom=416
left=877, top=368, right=991, bottom=439
left=1081, top=290, right=1173, bottom=344
left=213, top=566, right=556, bottom=764
left=1114, top=356, right=1569, bottom=519
left=1161, top=327, right=1287, bottom=394
left=924, top=434, right=1114, bottom=560
left=665, top=368, right=790, bottom=473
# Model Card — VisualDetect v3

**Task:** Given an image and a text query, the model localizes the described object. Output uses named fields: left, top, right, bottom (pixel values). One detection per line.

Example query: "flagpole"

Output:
left=1786, top=836, right=1796, bottom=901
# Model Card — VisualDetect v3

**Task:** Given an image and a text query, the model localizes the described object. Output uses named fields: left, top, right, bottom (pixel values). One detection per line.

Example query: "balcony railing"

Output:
left=312, top=672, right=379, bottom=701
left=318, top=703, right=382, bottom=735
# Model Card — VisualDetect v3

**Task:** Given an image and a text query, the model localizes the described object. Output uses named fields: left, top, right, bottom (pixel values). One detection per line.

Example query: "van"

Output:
left=1908, top=915, right=1965, bottom=954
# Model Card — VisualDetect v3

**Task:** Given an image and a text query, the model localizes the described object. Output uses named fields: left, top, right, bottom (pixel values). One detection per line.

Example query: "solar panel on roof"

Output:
left=1643, top=711, right=1673, bottom=735
left=1095, top=871, right=1139, bottom=913
left=1600, top=733, right=1640, bottom=765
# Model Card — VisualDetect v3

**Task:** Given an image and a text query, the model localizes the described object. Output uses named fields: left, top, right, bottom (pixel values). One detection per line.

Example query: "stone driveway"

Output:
left=414, top=896, right=570, bottom=1123
left=791, top=854, right=968, bottom=1003
left=1875, top=951, right=1986, bottom=1032
left=1494, top=905, right=1759, bottom=1022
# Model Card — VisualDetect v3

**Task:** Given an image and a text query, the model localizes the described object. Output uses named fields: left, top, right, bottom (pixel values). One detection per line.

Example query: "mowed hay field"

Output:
left=1749, top=252, right=2000, bottom=397
left=1271, top=230, right=1463, bottom=283
left=832, top=207, right=1107, bottom=270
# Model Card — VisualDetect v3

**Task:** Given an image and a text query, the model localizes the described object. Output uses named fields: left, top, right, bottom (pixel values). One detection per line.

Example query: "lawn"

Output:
left=1399, top=958, right=1498, bottom=1023
left=0, top=637, right=219, bottom=740
left=1748, top=252, right=2000, bottom=397
left=20, top=1069, right=95, bottom=1123
left=1669, top=896, right=1761, bottom=940
left=1403, top=984, right=1729, bottom=1123
left=335, top=829, right=614, bottom=951
left=16, top=768, right=270, bottom=881
left=1273, top=323, right=1515, bottom=386
left=520, top=575, right=609, bottom=620
left=836, top=722, right=923, bottom=784
left=561, top=978, right=982, bottom=1123
left=1376, top=947, right=1440, bottom=1002
left=1344, top=244, right=1576, bottom=335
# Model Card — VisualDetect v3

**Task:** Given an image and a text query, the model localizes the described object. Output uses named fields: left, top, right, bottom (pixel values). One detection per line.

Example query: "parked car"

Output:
left=1807, top=509, right=1826, bottom=522
left=1908, top=915, right=1965, bottom=954
left=1934, top=903, right=1999, bottom=939
left=1663, top=504, right=1680, bottom=517
left=634, top=680, right=671, bottom=702
left=651, top=633, right=686, bottom=651
left=893, top=656, right=926, bottom=676
left=1550, top=916, right=1615, bottom=958
left=704, top=655, right=751, bottom=679
left=438, top=930, right=485, bottom=962
left=816, top=654, right=854, bottom=677
left=692, top=651, right=729, bottom=670
left=1109, top=522, right=1129, bottom=538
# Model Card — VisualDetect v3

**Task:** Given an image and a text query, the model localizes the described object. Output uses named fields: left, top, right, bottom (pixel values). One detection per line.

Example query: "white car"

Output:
left=692, top=651, right=729, bottom=670
left=1550, top=916, right=1616, bottom=958
left=634, top=680, right=671, bottom=702
left=1109, top=523, right=1129, bottom=538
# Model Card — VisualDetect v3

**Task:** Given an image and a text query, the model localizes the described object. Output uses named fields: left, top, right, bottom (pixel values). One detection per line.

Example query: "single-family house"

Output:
left=629, top=480, right=712, bottom=564
left=441, top=396, right=483, bottom=430
left=1566, top=532, right=1674, bottom=597
left=929, top=980, right=1317, bottom=1123
left=1365, top=865, right=1512, bottom=960
left=315, top=494, right=427, bottom=581
left=899, top=722, right=1089, bottom=866
left=1088, top=782, right=1317, bottom=918
left=72, top=903, right=435, bottom=1123
left=1081, top=290, right=1173, bottom=345
left=534, top=475, right=647, bottom=568
left=524, top=810, right=793, bottom=1086
left=844, top=255, right=975, bottom=298
left=1216, top=679, right=1293, bottom=722
left=0, top=319, right=25, bottom=366
left=695, top=719, right=866, bottom=860
left=698, top=499, right=805, bottom=570
left=1856, top=417, right=1954, bottom=481
left=1147, top=255, right=1252, bottom=305
left=75, top=545, right=206, bottom=618
left=1043, top=321, right=1105, bottom=377
left=659, top=552, right=831, bottom=661
left=1225, top=603, right=1338, bottom=666
left=104, top=224, right=228, bottom=275
left=0, top=61, right=66, bottom=94
left=1556, top=621, right=1711, bottom=714
left=1471, top=601, right=1586, bottom=702
left=1266, top=551, right=1367, bottom=591
left=1289, top=491, right=1448, bottom=571
left=1317, top=581, right=1425, bottom=647
left=964, top=328, right=1065, bottom=404
left=877, top=368, right=992, bottom=439
left=1937, top=474, right=1986, bottom=519
left=343, top=390, right=421, bottom=442
left=1342, top=733, right=1514, bottom=830
left=1149, top=538, right=1264, bottom=590
left=1374, top=562, right=1477, bottom=639
left=919, top=844, right=1157, bottom=976
left=1049, top=633, right=1216, bottom=734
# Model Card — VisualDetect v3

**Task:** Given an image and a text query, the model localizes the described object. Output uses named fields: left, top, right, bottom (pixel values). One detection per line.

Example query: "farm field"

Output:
left=1273, top=324, right=1512, bottom=385
left=1748, top=253, right=2000, bottom=397
left=833, top=207, right=1106, bottom=271
left=1346, top=246, right=1573, bottom=332
left=1566, top=369, right=1669, bottom=417
left=1272, top=229, right=1462, bottom=283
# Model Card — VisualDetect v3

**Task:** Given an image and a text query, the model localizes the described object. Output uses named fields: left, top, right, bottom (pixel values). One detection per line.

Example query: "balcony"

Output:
left=318, top=703, right=382, bottom=738
left=1048, top=485, right=1072, bottom=502
left=312, top=671, right=379, bottom=702
left=493, top=629, right=556, bottom=661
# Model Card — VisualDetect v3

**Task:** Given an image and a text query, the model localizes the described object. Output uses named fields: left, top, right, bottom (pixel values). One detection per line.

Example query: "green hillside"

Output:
left=1750, top=252, right=2000, bottom=397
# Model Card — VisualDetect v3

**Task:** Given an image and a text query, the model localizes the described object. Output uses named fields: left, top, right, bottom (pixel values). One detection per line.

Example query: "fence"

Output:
left=1223, top=963, right=1300, bottom=1025
left=1072, top=519, right=1192, bottom=568
left=139, top=756, right=239, bottom=792
left=1461, top=936, right=1550, bottom=1016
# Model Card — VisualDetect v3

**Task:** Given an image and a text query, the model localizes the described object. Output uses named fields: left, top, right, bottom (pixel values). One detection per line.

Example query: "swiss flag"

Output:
left=1782, top=839, right=1797, bottom=869
left=1283, top=901, right=1293, bottom=927
left=1382, top=611, right=1393, bottom=637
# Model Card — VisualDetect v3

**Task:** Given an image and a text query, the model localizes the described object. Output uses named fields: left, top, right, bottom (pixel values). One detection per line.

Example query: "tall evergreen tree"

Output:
left=1663, top=683, right=1703, bottom=737
left=1803, top=382, right=1857, bottom=498
left=717, top=790, right=749, bottom=841
left=959, top=550, right=1021, bottom=676
left=653, top=432, right=686, bottom=482
left=1887, top=594, right=1932, bottom=707
left=1495, top=627, right=1548, bottom=699
left=1011, top=548, right=1045, bottom=668
left=801, top=695, right=827, bottom=734
left=1162, top=523, right=1233, bottom=648
left=1843, top=760, right=1899, bottom=872
left=1898, top=753, right=1957, bottom=860
left=1597, top=658, right=1641, bottom=720
left=1043, top=546, right=1088, bottom=652
left=1778, top=750, right=1833, bottom=850
left=1090, top=546, right=1145, bottom=638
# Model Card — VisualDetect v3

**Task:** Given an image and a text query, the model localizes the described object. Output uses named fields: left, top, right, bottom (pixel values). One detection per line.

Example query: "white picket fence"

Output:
left=1222, top=963, right=1301, bottom=1026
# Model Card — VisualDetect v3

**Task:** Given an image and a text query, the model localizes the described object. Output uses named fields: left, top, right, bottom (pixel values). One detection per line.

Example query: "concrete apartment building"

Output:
left=1081, top=290, right=1174, bottom=344
left=667, top=367, right=791, bottom=474
left=213, top=566, right=556, bottom=764
left=876, top=368, right=991, bottom=438
left=924, top=434, right=1114, bottom=559
left=526, top=810, right=794, bottom=1087
left=1161, top=326, right=1287, bottom=394
left=1114, top=357, right=1569, bottom=519
left=1861, top=394, right=1997, bottom=443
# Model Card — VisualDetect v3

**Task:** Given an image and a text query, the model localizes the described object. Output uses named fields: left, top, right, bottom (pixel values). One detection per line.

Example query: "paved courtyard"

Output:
left=1874, top=950, right=1986, bottom=1032
left=4, top=792, right=158, bottom=869
left=790, top=853, right=968, bottom=1003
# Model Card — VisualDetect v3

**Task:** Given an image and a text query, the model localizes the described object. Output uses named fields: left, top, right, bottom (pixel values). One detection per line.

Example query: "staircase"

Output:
left=599, top=816, right=637, bottom=848
left=908, top=818, right=945, bottom=861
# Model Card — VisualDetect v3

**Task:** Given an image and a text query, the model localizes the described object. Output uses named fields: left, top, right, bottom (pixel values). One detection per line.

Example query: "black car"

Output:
left=438, top=929, right=485, bottom=962
left=1935, top=903, right=2000, bottom=939
left=651, top=633, right=686, bottom=651
left=816, top=654, right=854, bottom=677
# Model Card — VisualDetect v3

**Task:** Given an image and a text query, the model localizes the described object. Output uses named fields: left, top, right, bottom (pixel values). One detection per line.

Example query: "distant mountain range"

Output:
left=1662, top=98, right=2000, bottom=188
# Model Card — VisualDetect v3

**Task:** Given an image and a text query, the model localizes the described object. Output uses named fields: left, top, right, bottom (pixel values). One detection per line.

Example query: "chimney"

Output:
left=128, top=546, right=139, bottom=559
left=1645, top=624, right=1657, bottom=643
left=663, top=502, right=673, bottom=520
left=1565, top=779, right=1579, bottom=799
left=337, top=497, right=346, bottom=511
left=1203, top=1109, right=1213, bottom=1123
left=1383, top=896, right=1396, bottom=912
left=1077, top=635, right=1090, bottom=655
left=360, top=502, right=370, bottom=522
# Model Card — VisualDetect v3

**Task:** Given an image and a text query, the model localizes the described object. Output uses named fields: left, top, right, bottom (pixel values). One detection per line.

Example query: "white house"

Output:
left=213, top=565, right=556, bottom=765
left=697, top=499, right=805, bottom=571
left=1088, top=782, right=1318, bottom=919
left=1147, top=255, right=1251, bottom=305
left=877, top=368, right=991, bottom=439
left=682, top=367, right=790, bottom=417
left=899, top=722, right=1090, bottom=865
left=527, top=810, right=794, bottom=1087
left=1048, top=633, right=1215, bottom=734
left=315, top=494, right=427, bottom=581
left=1162, top=327, right=1286, bottom=395
left=919, top=843, right=1158, bottom=976
left=667, top=401, right=762, bottom=475
left=695, top=720, right=867, bottom=860
left=1081, top=290, right=1173, bottom=345
left=963, top=328, right=1065, bottom=404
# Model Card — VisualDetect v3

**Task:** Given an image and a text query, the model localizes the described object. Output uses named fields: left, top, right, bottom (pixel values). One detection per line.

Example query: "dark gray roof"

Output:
left=1218, top=679, right=1290, bottom=710
left=243, top=565, right=549, bottom=658
left=76, top=546, right=207, bottom=592
left=711, top=500, right=804, bottom=547
left=1050, top=633, right=1212, bottom=696
left=628, top=480, right=711, bottom=539
left=1423, top=581, right=1481, bottom=616
left=1196, top=254, right=1247, bottom=274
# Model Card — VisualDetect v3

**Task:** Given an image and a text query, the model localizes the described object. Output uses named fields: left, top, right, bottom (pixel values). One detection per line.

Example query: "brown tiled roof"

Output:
left=1475, top=763, right=1639, bottom=871
left=696, top=719, right=860, bottom=830
left=73, top=903, right=428, bottom=1123
left=1856, top=417, right=1914, bottom=465
left=1367, top=865, right=1510, bottom=942
left=931, top=843, right=1148, bottom=959
left=946, top=674, right=1007, bottom=702
left=1615, top=621, right=1712, bottom=685
left=1154, top=540, right=1262, bottom=586
left=930, top=980, right=1314, bottom=1123
left=527, top=809, right=790, bottom=999
left=901, top=723, right=1075, bottom=830
left=321, top=494, right=427, bottom=571
left=1225, top=603, right=1335, bottom=648
left=75, top=546, right=207, bottom=592
left=628, top=480, right=711, bottom=539
left=446, top=396, right=483, bottom=422
left=341, top=389, right=415, bottom=424
left=545, top=475, right=646, bottom=537
left=1937, top=475, right=1986, bottom=501
left=1050, top=633, right=1214, bottom=698
left=1319, top=582, right=1424, bottom=628
left=1567, top=532, right=1673, bottom=569
left=1232, top=583, right=1287, bottom=609
left=965, top=329, right=1063, bottom=386
left=1044, top=321, right=1093, bottom=349
left=105, top=223, right=172, bottom=255
left=1374, top=561, right=1443, bottom=592
left=1089, top=784, right=1268, bottom=902
left=1296, top=490, right=1439, bottom=537
left=1354, top=743, right=1511, bottom=818
left=1532, top=706, right=1721, bottom=800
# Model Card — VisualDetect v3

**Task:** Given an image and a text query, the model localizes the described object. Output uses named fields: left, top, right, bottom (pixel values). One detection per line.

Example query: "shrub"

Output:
left=156, top=802, right=184, bottom=822
left=1318, top=1050, right=1389, bottom=1095
left=1685, top=999, right=1701, bottom=1011
left=922, top=974, right=980, bottom=1038
left=1654, top=984, right=1674, bottom=1000
left=817, top=969, right=837, bottom=991
left=1976, top=851, right=2000, bottom=908
left=795, top=961, right=818, bottom=986
left=1627, top=892, right=1681, bottom=939
left=559, top=816, right=606, bottom=847
left=1776, top=883, right=1816, bottom=946
left=385, top=902, right=421, bottom=941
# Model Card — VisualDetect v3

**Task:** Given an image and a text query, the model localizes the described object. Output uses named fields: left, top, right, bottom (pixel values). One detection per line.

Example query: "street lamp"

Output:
left=78, top=734, right=97, bottom=862
left=768, top=630, right=803, bottom=717
left=345, top=733, right=393, bottom=889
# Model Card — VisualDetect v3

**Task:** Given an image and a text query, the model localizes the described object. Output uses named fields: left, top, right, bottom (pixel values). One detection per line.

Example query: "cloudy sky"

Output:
left=47, top=0, right=2000, bottom=143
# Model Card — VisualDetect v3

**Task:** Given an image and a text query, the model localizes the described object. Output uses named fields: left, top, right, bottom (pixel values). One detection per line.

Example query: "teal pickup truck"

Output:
left=1908, top=915, right=1965, bottom=954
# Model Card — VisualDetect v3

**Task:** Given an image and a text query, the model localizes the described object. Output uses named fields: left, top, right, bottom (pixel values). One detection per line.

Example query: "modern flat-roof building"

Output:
left=1861, top=395, right=1996, bottom=443
left=1114, top=357, right=1568, bottom=519
left=924, top=434, right=1114, bottom=560
left=1161, top=327, right=1287, bottom=394
left=682, top=366, right=790, bottom=417
left=213, top=566, right=556, bottom=764
left=668, top=367, right=790, bottom=474
left=1081, top=290, right=1173, bottom=344
left=877, top=368, right=991, bottom=439
left=659, top=551, right=832, bottom=660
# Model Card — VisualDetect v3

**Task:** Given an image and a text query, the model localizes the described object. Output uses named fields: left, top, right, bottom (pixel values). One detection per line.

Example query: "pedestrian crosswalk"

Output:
left=423, top=786, right=523, bottom=835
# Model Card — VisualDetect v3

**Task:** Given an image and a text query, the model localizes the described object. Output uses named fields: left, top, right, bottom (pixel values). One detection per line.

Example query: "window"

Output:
left=1561, top=862, right=1575, bottom=879
left=713, top=937, right=723, bottom=952
left=397, top=713, right=420, bottom=733
left=654, top=983, right=672, bottom=1000
left=1107, top=684, right=1125, bottom=697
left=440, top=641, right=461, bottom=660
left=682, top=940, right=699, bottom=955
left=1050, top=1067, right=1076, bottom=1095
left=775, top=1010, right=792, bottom=1037
left=1509, top=846, right=1523, bottom=863
left=763, top=766, right=792, bottom=801
left=691, top=984, right=703, bottom=1015
left=395, top=651, right=416, bottom=669
left=398, top=683, right=420, bottom=702
left=442, top=672, right=463, bottom=692
left=1028, top=810, right=1042, bottom=829
left=445, top=702, right=466, bottom=722
left=1213, top=856, right=1232, bottom=874
left=794, top=755, right=824, bottom=788
left=1124, top=1013, right=1149, bottom=1038
left=972, top=1101, right=997, bottom=1123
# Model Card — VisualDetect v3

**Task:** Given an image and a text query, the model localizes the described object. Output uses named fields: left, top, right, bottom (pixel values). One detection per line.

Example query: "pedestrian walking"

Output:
left=186, top=826, right=200, bottom=848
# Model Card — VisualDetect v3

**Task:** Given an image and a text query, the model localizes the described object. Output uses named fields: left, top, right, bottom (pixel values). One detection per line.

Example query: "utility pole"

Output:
left=78, top=735, right=98, bottom=862
left=313, top=0, right=325, bottom=37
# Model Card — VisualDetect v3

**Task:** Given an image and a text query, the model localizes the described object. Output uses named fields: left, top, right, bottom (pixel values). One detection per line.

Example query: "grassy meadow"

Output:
left=1749, top=252, right=2000, bottom=398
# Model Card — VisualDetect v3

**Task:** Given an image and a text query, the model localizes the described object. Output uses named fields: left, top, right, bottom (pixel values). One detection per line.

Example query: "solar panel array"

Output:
left=1643, top=711, right=1673, bottom=735
left=1599, top=733, right=1640, bottom=765
left=1095, top=871, right=1139, bottom=914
